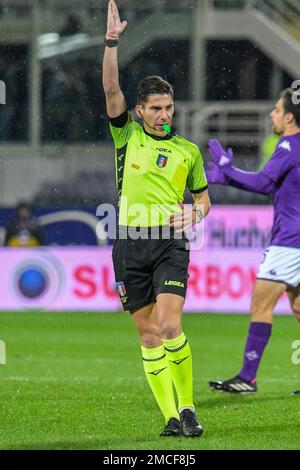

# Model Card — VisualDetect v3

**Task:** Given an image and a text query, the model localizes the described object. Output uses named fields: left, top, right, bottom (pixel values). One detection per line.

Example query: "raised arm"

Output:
left=102, top=0, right=127, bottom=118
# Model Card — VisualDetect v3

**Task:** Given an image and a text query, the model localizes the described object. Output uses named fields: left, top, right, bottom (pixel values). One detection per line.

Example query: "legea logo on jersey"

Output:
left=156, top=154, right=168, bottom=168
left=11, top=251, right=64, bottom=309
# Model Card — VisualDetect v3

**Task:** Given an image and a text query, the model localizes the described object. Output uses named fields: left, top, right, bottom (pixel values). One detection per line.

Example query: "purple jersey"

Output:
left=262, top=133, right=300, bottom=248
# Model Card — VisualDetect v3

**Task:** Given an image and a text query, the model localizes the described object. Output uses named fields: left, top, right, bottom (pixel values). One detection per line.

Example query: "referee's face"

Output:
left=136, top=94, right=174, bottom=137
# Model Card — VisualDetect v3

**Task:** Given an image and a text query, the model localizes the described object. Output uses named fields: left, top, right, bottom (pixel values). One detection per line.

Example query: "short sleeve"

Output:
left=187, top=147, right=208, bottom=193
left=109, top=112, right=135, bottom=149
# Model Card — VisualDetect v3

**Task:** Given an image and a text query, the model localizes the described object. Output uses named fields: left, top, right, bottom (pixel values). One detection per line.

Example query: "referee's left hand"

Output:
left=170, top=203, right=197, bottom=234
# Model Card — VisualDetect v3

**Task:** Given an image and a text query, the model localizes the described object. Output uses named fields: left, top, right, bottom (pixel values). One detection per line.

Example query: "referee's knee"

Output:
left=140, top=332, right=162, bottom=348
left=160, top=322, right=181, bottom=340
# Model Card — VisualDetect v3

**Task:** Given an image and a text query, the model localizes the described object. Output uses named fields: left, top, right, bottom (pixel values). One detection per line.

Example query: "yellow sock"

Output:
left=163, top=332, right=194, bottom=412
left=141, top=344, right=179, bottom=422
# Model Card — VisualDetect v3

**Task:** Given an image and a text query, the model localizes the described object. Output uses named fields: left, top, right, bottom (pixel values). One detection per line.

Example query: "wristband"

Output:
left=104, top=36, right=119, bottom=47
left=193, top=209, right=204, bottom=223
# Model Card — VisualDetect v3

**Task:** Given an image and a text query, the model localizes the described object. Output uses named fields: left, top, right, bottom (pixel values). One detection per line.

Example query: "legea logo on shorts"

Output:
left=164, top=280, right=184, bottom=288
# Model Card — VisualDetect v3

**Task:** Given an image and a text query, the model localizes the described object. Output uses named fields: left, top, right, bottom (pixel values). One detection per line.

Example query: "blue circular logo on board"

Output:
left=17, top=267, right=48, bottom=299
left=12, top=252, right=64, bottom=308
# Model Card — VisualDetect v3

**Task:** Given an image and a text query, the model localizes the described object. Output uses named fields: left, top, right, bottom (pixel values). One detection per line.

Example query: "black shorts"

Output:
left=112, top=231, right=190, bottom=312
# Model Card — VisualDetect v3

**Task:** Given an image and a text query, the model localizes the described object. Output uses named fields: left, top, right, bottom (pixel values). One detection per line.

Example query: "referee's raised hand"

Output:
left=106, top=0, right=127, bottom=38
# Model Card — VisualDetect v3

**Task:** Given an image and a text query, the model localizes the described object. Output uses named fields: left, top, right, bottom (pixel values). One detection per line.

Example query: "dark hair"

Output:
left=16, top=201, right=32, bottom=212
left=137, top=75, right=174, bottom=105
left=281, top=88, right=300, bottom=127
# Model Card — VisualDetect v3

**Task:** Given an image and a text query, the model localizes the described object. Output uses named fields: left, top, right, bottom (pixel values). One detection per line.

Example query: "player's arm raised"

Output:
left=102, top=0, right=127, bottom=118
left=207, top=139, right=275, bottom=195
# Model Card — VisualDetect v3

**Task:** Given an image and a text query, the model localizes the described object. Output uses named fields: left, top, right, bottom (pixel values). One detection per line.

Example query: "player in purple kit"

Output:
left=206, top=88, right=300, bottom=394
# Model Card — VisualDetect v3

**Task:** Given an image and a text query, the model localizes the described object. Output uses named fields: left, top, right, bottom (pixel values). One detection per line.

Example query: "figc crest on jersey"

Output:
left=156, top=154, right=168, bottom=168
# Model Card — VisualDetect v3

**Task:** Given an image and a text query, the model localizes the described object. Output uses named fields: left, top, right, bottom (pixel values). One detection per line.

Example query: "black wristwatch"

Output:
left=104, top=38, right=119, bottom=48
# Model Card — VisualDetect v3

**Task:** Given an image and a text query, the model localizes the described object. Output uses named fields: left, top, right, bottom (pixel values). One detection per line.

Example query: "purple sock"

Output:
left=239, top=322, right=272, bottom=383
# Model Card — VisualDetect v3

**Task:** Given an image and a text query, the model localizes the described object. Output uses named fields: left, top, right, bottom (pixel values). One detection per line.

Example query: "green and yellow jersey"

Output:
left=257, top=133, right=280, bottom=170
left=110, top=112, right=207, bottom=227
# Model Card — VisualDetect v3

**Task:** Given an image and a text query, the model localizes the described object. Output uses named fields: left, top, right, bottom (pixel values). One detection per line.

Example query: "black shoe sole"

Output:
left=182, top=428, right=203, bottom=438
left=209, top=380, right=224, bottom=390
left=160, top=431, right=182, bottom=437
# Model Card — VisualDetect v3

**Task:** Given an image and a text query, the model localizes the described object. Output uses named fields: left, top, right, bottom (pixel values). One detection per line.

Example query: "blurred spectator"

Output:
left=42, top=56, right=108, bottom=142
left=41, top=40, right=188, bottom=142
left=0, top=46, right=28, bottom=141
left=4, top=202, right=44, bottom=247
left=60, top=15, right=82, bottom=37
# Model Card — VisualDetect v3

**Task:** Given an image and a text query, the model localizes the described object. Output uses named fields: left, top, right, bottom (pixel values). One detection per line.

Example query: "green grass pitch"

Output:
left=0, top=312, right=300, bottom=450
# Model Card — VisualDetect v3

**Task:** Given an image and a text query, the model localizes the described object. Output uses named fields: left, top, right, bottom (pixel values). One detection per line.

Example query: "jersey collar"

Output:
left=143, top=128, right=175, bottom=141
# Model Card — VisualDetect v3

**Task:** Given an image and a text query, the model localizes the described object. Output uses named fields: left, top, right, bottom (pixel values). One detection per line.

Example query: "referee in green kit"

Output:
left=103, top=0, right=211, bottom=437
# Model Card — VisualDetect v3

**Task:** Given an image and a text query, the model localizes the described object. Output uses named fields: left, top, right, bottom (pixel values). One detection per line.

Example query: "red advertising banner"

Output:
left=0, top=246, right=290, bottom=313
